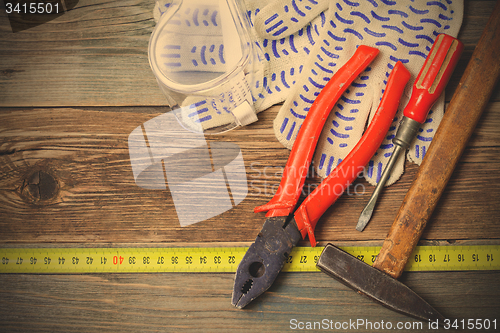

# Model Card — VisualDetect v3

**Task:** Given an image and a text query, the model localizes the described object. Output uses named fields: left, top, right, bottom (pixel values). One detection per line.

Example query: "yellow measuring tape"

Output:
left=0, top=245, right=498, bottom=274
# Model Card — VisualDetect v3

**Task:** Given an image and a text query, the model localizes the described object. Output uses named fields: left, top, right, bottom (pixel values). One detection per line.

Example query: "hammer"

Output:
left=317, top=0, right=500, bottom=322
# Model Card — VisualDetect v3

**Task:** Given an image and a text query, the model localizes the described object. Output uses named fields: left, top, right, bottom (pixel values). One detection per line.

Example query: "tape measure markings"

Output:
left=405, top=245, right=498, bottom=272
left=0, top=245, right=498, bottom=274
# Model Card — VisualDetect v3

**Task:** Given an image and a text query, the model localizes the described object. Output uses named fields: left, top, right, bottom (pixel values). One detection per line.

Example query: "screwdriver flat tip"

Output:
left=356, top=194, right=377, bottom=231
left=356, top=209, right=373, bottom=231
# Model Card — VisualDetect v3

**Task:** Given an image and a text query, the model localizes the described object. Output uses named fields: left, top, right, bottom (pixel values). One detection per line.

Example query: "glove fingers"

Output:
left=272, top=2, right=363, bottom=151
left=273, top=46, right=337, bottom=150
left=313, top=78, right=376, bottom=178
left=252, top=0, right=329, bottom=39
left=251, top=11, right=328, bottom=113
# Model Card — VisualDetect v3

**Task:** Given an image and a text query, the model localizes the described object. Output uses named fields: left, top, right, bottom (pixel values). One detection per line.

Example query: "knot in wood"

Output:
left=23, top=170, right=59, bottom=204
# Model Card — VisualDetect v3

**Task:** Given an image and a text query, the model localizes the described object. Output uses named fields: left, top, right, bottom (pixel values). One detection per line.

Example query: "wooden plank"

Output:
left=0, top=1, right=499, bottom=329
left=0, top=0, right=165, bottom=107
left=0, top=0, right=499, bottom=107
left=0, top=104, right=499, bottom=244
left=0, top=271, right=498, bottom=332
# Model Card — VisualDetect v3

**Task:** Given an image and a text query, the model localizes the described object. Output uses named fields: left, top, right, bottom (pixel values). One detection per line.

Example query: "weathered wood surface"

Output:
left=0, top=0, right=499, bottom=107
left=0, top=271, right=499, bottom=332
left=0, top=103, right=499, bottom=244
left=1, top=0, right=499, bottom=332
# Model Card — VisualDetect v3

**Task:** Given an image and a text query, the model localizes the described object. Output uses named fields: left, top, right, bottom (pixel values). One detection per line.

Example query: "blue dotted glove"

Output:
left=244, top=0, right=332, bottom=111
left=273, top=0, right=463, bottom=186
left=251, top=0, right=328, bottom=39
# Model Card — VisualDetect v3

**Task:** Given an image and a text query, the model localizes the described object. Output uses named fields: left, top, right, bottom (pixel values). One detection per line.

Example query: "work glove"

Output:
left=272, top=0, right=463, bottom=185
left=244, top=0, right=329, bottom=111
left=151, top=0, right=329, bottom=131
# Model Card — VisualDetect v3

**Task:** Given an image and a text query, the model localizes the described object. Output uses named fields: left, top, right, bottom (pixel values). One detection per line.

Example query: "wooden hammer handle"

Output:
left=373, top=0, right=500, bottom=279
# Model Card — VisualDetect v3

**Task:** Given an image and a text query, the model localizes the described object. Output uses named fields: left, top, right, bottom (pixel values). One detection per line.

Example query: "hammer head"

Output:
left=317, top=244, right=446, bottom=323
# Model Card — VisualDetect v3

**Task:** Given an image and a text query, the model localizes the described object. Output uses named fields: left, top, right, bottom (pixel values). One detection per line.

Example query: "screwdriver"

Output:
left=356, top=34, right=464, bottom=232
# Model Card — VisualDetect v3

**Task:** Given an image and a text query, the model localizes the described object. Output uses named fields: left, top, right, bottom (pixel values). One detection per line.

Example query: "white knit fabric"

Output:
left=272, top=0, right=463, bottom=185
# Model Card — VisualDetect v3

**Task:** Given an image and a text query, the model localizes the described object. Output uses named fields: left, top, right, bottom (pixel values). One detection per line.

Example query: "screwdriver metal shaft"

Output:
left=356, top=34, right=464, bottom=232
left=357, top=119, right=419, bottom=231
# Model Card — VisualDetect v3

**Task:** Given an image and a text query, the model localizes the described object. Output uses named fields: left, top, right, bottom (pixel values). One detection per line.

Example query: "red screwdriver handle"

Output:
left=293, top=62, right=411, bottom=246
left=404, top=34, right=464, bottom=124
left=254, top=46, right=379, bottom=217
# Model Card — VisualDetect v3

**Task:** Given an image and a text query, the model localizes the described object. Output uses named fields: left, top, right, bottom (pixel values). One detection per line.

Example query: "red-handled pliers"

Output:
left=232, top=45, right=411, bottom=309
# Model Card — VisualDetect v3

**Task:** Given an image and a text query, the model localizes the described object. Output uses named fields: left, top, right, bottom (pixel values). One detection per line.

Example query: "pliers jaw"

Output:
left=231, top=216, right=301, bottom=309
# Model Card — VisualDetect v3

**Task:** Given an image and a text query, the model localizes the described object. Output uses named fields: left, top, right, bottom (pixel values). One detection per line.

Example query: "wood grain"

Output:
left=0, top=271, right=499, bottom=332
left=0, top=0, right=162, bottom=107
left=0, top=0, right=499, bottom=107
left=0, top=104, right=499, bottom=244
left=0, top=1, right=499, bottom=331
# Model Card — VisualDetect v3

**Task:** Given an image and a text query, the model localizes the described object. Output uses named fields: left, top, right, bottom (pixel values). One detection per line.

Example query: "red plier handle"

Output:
left=255, top=46, right=411, bottom=246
